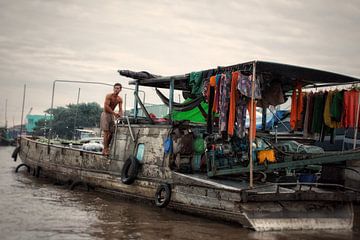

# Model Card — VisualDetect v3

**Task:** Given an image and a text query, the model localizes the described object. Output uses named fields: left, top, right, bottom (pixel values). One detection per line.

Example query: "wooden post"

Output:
left=169, top=77, right=175, bottom=123
left=249, top=61, right=257, bottom=188
left=134, top=82, right=139, bottom=119
left=20, top=84, right=26, bottom=137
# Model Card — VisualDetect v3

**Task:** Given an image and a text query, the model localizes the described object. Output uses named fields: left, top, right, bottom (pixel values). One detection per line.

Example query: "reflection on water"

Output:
left=0, top=146, right=359, bottom=240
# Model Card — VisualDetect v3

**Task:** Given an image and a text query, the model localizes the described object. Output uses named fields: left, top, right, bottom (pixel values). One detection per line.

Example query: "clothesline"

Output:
left=290, top=85, right=360, bottom=147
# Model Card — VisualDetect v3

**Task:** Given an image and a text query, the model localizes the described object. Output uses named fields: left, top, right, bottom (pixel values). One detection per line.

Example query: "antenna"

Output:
left=5, top=99, right=7, bottom=129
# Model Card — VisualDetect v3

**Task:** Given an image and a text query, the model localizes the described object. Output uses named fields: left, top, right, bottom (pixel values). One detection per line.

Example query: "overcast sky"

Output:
left=0, top=0, right=359, bottom=126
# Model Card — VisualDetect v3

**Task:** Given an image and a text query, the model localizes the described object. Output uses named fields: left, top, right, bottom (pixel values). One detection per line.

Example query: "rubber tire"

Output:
left=15, top=163, right=30, bottom=173
left=11, top=146, right=20, bottom=161
left=121, top=156, right=140, bottom=185
left=155, top=183, right=171, bottom=208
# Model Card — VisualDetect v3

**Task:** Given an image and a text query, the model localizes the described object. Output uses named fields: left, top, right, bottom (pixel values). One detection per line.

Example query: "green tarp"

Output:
left=171, top=99, right=208, bottom=123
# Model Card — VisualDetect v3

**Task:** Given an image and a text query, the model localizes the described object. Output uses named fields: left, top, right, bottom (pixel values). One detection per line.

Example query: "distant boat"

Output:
left=0, top=127, right=15, bottom=146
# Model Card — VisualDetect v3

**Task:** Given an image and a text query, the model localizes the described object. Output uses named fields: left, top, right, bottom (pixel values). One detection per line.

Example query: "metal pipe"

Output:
left=48, top=81, right=56, bottom=146
left=169, top=78, right=175, bottom=123
left=20, top=84, right=26, bottom=137
left=73, top=88, right=81, bottom=140
left=134, top=82, right=139, bottom=119
left=124, top=93, right=127, bottom=116
left=268, top=108, right=290, bottom=132
left=249, top=61, right=257, bottom=189
left=5, top=99, right=8, bottom=129
left=126, top=116, right=135, bottom=142
left=261, top=107, right=266, bottom=131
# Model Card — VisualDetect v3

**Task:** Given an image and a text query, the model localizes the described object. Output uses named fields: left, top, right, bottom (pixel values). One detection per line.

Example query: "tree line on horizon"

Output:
left=33, top=102, right=102, bottom=139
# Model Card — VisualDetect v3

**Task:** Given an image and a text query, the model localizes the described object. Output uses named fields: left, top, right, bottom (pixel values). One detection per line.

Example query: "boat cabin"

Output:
left=118, top=60, right=360, bottom=188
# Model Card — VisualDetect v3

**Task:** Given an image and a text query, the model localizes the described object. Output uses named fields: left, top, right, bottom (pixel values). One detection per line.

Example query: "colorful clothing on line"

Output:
left=213, top=74, right=222, bottom=113
left=323, top=91, right=342, bottom=128
left=237, top=74, right=261, bottom=99
left=219, top=73, right=231, bottom=133
left=343, top=90, right=360, bottom=128
left=290, top=83, right=303, bottom=130
left=330, top=90, right=344, bottom=122
left=236, top=95, right=247, bottom=138
left=303, top=92, right=312, bottom=136
left=311, top=92, right=325, bottom=134
left=189, top=71, right=203, bottom=96
left=228, top=71, right=239, bottom=136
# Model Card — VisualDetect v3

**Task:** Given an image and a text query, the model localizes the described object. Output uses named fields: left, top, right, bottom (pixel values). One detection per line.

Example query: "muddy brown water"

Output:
left=0, top=146, right=359, bottom=240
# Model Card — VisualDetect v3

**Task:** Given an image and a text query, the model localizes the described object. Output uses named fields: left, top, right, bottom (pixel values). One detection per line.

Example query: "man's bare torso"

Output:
left=105, top=93, right=122, bottom=112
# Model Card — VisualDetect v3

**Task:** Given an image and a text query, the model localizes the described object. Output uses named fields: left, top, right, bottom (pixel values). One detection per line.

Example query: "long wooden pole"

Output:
left=249, top=61, right=257, bottom=188
left=5, top=99, right=8, bottom=129
left=20, top=84, right=26, bottom=136
left=73, top=88, right=81, bottom=140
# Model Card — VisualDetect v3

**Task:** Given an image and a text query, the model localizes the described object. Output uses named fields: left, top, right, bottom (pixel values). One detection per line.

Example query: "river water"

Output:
left=0, top=146, right=359, bottom=240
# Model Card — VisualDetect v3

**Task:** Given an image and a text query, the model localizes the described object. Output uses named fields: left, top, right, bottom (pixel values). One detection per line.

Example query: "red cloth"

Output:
left=290, top=83, right=303, bottom=130
left=343, top=90, right=360, bottom=128
left=209, top=76, right=217, bottom=113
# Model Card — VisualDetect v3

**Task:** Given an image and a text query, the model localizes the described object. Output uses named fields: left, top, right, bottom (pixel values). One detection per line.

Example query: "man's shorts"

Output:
left=100, top=112, right=115, bottom=132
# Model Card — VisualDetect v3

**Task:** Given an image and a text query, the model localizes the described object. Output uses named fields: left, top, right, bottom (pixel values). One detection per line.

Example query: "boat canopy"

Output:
left=119, top=60, right=360, bottom=92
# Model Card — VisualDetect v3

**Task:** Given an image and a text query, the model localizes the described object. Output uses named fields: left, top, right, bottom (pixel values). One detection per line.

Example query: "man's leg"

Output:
left=102, top=130, right=110, bottom=156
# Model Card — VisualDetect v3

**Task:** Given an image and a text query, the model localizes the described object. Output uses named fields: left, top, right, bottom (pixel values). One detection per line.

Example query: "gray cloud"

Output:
left=0, top=0, right=359, bottom=126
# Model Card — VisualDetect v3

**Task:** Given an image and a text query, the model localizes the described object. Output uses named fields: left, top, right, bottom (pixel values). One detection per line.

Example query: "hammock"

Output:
left=155, top=88, right=204, bottom=112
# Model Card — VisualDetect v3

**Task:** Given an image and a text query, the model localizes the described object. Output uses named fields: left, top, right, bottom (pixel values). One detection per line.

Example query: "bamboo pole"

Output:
left=20, top=84, right=26, bottom=137
left=249, top=61, right=257, bottom=188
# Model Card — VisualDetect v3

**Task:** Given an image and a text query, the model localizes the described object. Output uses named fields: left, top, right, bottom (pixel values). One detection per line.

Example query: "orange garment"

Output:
left=209, top=76, right=217, bottom=113
left=247, top=100, right=257, bottom=141
left=343, top=90, right=360, bottom=128
left=290, top=83, right=303, bottom=130
left=227, top=72, right=239, bottom=136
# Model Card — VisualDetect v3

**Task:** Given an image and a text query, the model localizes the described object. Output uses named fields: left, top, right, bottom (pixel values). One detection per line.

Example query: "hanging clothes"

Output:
left=306, top=92, right=315, bottom=134
left=219, top=73, right=231, bottom=133
left=236, top=95, right=247, bottom=138
left=323, top=91, right=342, bottom=128
left=297, top=92, right=307, bottom=130
left=290, top=83, right=303, bottom=130
left=260, top=81, right=285, bottom=107
left=213, top=74, right=222, bottom=113
left=343, top=89, right=360, bottom=128
left=237, top=73, right=262, bottom=99
left=228, top=71, right=239, bottom=136
left=330, top=90, right=344, bottom=122
left=189, top=71, right=203, bottom=96
left=303, top=92, right=312, bottom=136
left=207, top=77, right=216, bottom=134
left=311, top=92, right=325, bottom=134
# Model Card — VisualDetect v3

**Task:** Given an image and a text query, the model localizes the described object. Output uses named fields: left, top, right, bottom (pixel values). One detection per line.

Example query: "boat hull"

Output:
left=17, top=132, right=357, bottom=231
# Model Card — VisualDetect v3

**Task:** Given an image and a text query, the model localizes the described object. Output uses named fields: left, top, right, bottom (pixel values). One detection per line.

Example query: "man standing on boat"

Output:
left=100, top=83, right=123, bottom=156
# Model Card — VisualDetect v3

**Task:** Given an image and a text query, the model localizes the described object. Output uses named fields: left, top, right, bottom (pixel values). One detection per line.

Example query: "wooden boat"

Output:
left=16, top=61, right=360, bottom=231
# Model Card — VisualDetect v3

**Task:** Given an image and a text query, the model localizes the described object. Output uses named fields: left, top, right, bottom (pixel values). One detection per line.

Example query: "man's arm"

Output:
left=117, top=96, right=123, bottom=117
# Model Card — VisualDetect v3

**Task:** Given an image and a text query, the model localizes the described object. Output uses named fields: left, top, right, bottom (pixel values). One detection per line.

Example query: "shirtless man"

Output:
left=100, top=83, right=123, bottom=156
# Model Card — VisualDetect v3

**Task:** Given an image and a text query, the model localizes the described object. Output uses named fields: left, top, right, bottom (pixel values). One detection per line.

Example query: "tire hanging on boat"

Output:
left=15, top=163, right=30, bottom=173
left=121, top=156, right=140, bottom=185
left=11, top=146, right=20, bottom=162
left=154, top=183, right=171, bottom=208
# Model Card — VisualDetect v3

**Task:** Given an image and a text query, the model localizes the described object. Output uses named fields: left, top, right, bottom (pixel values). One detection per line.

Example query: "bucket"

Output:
left=192, top=154, right=202, bottom=171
